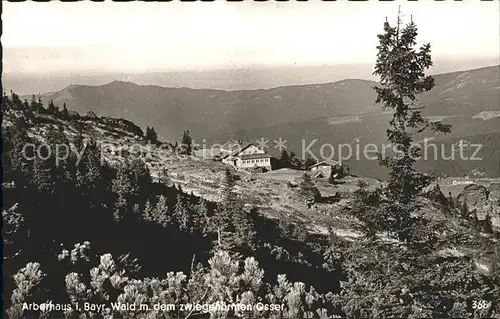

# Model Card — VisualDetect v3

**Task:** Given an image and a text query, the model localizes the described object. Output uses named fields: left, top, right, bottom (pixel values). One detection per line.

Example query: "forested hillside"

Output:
left=3, top=89, right=500, bottom=319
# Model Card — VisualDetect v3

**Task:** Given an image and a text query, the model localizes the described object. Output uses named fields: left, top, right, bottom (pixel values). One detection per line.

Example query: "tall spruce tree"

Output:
left=374, top=12, right=451, bottom=204
left=354, top=9, right=453, bottom=246
left=337, top=13, right=485, bottom=319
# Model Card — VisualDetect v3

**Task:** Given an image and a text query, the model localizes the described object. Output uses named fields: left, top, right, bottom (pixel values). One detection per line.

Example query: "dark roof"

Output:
left=240, top=153, right=271, bottom=160
left=310, top=159, right=342, bottom=168
left=222, top=143, right=253, bottom=159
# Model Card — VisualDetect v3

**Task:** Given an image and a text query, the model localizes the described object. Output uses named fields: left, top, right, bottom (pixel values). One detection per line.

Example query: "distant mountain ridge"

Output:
left=5, top=55, right=498, bottom=94
left=32, top=65, right=499, bottom=144
left=35, top=78, right=382, bottom=140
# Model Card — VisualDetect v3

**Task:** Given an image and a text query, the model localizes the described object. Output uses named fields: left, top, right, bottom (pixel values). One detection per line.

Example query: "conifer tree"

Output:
left=460, top=200, right=470, bottom=219
left=233, top=205, right=257, bottom=250
left=174, top=194, right=192, bottom=232
left=145, top=126, right=159, bottom=144
left=142, top=199, right=154, bottom=222
left=111, top=164, right=134, bottom=221
left=339, top=12, right=471, bottom=318
left=153, top=195, right=170, bottom=226
left=289, top=151, right=301, bottom=169
left=448, top=191, right=455, bottom=209
left=180, top=130, right=193, bottom=155
left=374, top=12, right=451, bottom=205
left=22, top=100, right=29, bottom=110
left=280, top=149, right=290, bottom=168
left=30, top=95, right=38, bottom=112
left=349, top=10, right=452, bottom=246
left=10, top=91, right=23, bottom=110
left=23, top=99, right=34, bottom=121
left=76, top=138, right=103, bottom=193
left=303, top=156, right=317, bottom=170
left=61, top=102, right=70, bottom=119
left=47, top=100, right=56, bottom=114
left=215, top=168, right=256, bottom=251
left=2, top=91, right=12, bottom=111
left=299, top=173, right=320, bottom=203
left=3, top=118, right=33, bottom=182
left=221, top=167, right=238, bottom=205
left=193, top=199, right=210, bottom=235
left=37, top=96, right=44, bottom=113
left=128, top=158, right=152, bottom=198
left=31, top=146, right=56, bottom=194
left=213, top=169, right=241, bottom=250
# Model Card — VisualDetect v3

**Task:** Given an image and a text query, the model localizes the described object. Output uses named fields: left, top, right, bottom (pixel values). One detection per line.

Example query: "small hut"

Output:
left=310, top=159, right=344, bottom=179
left=86, top=111, right=98, bottom=119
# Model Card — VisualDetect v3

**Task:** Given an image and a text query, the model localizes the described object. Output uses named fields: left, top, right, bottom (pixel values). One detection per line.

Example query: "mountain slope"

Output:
left=420, top=65, right=500, bottom=116
left=36, top=65, right=499, bottom=145
left=37, top=79, right=380, bottom=140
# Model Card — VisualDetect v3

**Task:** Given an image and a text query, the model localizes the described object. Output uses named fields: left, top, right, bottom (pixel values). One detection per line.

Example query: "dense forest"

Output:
left=2, top=14, right=500, bottom=319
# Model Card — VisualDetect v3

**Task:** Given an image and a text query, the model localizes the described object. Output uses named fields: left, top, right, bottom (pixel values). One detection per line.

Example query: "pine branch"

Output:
left=184, top=288, right=210, bottom=319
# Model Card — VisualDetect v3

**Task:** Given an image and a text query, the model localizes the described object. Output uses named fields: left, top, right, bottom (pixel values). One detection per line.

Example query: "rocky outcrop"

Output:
left=457, top=184, right=489, bottom=206
left=457, top=183, right=500, bottom=228
left=489, top=183, right=500, bottom=204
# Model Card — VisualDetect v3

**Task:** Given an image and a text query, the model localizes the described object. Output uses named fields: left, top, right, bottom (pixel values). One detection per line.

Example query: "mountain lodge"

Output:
left=222, top=143, right=272, bottom=172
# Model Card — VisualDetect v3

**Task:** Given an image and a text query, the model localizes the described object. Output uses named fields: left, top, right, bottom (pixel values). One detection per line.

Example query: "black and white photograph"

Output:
left=1, top=0, right=500, bottom=318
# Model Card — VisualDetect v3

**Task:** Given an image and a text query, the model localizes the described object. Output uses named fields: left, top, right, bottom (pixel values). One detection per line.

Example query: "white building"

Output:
left=222, top=143, right=272, bottom=171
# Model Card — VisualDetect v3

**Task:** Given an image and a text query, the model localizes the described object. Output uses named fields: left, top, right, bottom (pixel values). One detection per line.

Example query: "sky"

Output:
left=2, top=0, right=499, bottom=74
